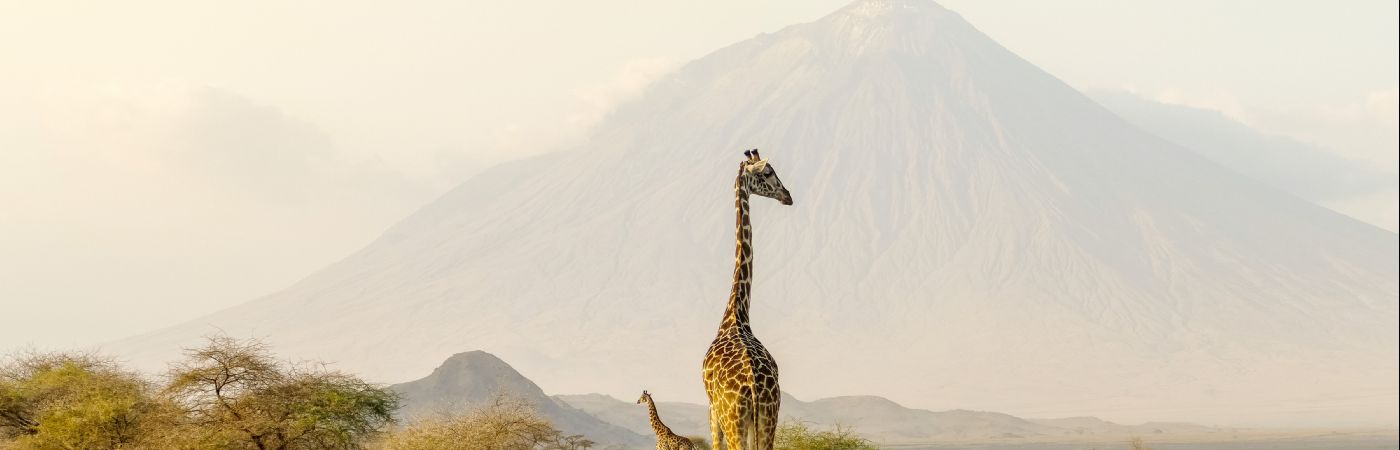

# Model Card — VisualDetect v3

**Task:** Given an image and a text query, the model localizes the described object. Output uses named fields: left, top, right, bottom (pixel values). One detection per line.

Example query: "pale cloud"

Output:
left=406, top=58, right=682, bottom=189
left=12, top=83, right=422, bottom=204
left=0, top=83, right=433, bottom=348
left=129, top=88, right=334, bottom=206
left=1314, top=87, right=1400, bottom=133
left=1150, top=88, right=1252, bottom=127
left=567, top=57, right=682, bottom=133
left=1366, top=88, right=1399, bottom=129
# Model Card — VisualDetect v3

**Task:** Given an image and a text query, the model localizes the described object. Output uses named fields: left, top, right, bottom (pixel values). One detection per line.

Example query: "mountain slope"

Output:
left=112, top=0, right=1398, bottom=426
left=390, top=351, right=648, bottom=448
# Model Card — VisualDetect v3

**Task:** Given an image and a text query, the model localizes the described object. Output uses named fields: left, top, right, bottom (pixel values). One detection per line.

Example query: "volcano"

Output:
left=113, top=0, right=1398, bottom=426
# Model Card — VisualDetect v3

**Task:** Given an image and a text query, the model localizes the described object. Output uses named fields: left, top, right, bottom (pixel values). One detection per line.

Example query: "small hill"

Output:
left=781, top=393, right=1058, bottom=442
left=391, top=351, right=648, bottom=448
left=555, top=393, right=712, bottom=441
left=1030, top=416, right=1218, bottom=437
left=557, top=391, right=1217, bottom=444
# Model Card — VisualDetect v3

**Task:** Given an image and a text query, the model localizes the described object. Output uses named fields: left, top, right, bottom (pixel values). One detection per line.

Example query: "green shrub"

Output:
left=774, top=421, right=876, bottom=450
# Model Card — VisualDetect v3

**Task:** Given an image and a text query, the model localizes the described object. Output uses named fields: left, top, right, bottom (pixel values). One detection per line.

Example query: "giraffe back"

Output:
left=703, top=327, right=780, bottom=450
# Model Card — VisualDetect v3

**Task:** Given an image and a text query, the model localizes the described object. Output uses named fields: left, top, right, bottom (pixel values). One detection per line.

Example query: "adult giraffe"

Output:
left=702, top=149, right=792, bottom=450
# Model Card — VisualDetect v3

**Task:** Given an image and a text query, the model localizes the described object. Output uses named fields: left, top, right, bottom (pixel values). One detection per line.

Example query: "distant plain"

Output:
left=885, top=430, right=1399, bottom=450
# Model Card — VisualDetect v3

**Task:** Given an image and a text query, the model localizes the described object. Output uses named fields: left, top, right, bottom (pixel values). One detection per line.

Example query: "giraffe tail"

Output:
left=746, top=419, right=758, bottom=450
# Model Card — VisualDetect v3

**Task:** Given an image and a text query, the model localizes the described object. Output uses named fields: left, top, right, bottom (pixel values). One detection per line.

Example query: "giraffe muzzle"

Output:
left=778, top=189, right=793, bottom=205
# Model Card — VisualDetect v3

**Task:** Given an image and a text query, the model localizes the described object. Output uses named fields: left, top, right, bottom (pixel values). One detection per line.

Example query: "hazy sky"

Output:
left=2, top=0, right=1396, bottom=352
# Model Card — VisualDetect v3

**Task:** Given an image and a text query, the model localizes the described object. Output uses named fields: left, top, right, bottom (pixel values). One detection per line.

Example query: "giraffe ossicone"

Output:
left=701, top=149, right=793, bottom=450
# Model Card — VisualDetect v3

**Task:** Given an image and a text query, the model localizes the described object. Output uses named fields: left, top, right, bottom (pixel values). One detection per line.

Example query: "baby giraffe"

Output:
left=637, top=390, right=698, bottom=450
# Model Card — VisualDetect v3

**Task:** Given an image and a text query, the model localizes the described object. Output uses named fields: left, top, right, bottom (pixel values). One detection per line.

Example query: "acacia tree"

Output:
left=377, top=394, right=592, bottom=450
left=0, top=351, right=170, bottom=449
left=164, top=336, right=398, bottom=450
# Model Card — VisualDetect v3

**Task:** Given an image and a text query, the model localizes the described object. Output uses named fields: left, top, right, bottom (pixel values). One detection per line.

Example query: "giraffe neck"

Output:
left=644, top=397, right=673, bottom=436
left=722, top=174, right=753, bottom=334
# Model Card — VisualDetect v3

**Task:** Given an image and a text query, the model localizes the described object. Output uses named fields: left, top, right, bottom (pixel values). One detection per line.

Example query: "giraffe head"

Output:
left=636, top=390, right=651, bottom=404
left=739, top=149, right=794, bottom=205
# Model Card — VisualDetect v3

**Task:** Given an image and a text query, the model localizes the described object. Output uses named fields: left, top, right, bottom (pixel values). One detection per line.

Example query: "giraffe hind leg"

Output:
left=756, top=402, right=778, bottom=450
left=721, top=407, right=745, bottom=450
left=709, top=406, right=723, bottom=450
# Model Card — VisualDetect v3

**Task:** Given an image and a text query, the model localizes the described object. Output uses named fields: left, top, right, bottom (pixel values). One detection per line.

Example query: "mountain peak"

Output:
left=838, top=0, right=947, bottom=18
left=803, top=0, right=967, bottom=57
left=436, top=350, right=511, bottom=372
